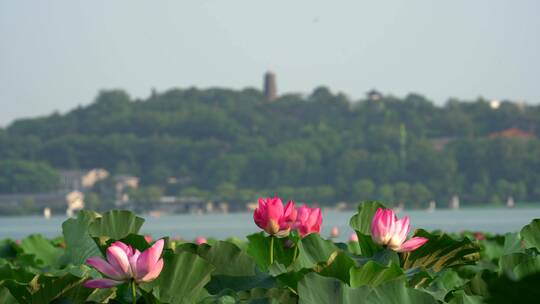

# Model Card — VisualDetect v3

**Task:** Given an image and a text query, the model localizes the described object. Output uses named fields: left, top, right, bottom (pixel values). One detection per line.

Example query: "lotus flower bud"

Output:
left=195, top=236, right=207, bottom=245
left=330, top=226, right=340, bottom=238
left=253, top=197, right=297, bottom=237
left=85, top=239, right=165, bottom=288
left=293, top=205, right=322, bottom=237
left=371, top=208, right=428, bottom=252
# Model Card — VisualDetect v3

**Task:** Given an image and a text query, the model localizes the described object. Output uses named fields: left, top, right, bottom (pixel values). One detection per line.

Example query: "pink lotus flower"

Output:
left=330, top=226, right=340, bottom=238
left=144, top=234, right=153, bottom=243
left=253, top=197, right=297, bottom=237
left=473, top=232, right=485, bottom=241
left=371, top=208, right=428, bottom=252
left=195, top=236, right=207, bottom=245
left=349, top=233, right=359, bottom=242
left=293, top=205, right=322, bottom=237
left=85, top=239, right=164, bottom=288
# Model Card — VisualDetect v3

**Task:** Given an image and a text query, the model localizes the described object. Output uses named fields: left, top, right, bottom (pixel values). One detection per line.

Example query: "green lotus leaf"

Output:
left=402, top=229, right=480, bottom=272
left=19, top=234, right=63, bottom=269
left=246, top=232, right=294, bottom=272
left=141, top=251, right=215, bottom=304
left=88, top=210, right=144, bottom=240
left=319, top=251, right=356, bottom=284
left=236, top=287, right=297, bottom=304
left=298, top=272, right=436, bottom=304
left=0, top=287, right=18, bottom=304
left=484, top=272, right=540, bottom=303
left=294, top=233, right=340, bottom=271
left=62, top=210, right=101, bottom=265
left=197, top=241, right=256, bottom=276
left=349, top=201, right=386, bottom=235
left=350, top=260, right=404, bottom=287
left=447, top=290, right=483, bottom=304
left=520, top=218, right=540, bottom=250
left=1, top=267, right=94, bottom=303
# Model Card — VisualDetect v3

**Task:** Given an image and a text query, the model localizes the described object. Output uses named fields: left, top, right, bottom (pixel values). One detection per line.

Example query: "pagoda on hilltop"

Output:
left=263, top=71, right=277, bottom=101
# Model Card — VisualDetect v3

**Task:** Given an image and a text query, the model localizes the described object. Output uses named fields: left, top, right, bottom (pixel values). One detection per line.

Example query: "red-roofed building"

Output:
left=489, top=127, right=535, bottom=140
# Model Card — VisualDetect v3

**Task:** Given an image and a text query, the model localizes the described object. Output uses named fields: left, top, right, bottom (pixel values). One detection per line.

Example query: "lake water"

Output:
left=1, top=208, right=540, bottom=241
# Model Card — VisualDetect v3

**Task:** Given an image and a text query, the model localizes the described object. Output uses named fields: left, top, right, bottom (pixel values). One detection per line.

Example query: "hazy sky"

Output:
left=1, top=1, right=539, bottom=126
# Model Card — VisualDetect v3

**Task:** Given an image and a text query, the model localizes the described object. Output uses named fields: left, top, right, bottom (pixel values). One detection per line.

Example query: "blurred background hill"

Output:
left=1, top=84, right=538, bottom=214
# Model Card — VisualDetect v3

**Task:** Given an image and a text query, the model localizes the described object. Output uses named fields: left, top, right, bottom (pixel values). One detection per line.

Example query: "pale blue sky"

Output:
left=1, top=0, right=539, bottom=126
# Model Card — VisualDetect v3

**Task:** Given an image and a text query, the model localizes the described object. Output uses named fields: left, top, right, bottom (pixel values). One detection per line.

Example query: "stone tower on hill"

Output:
left=263, top=71, right=277, bottom=101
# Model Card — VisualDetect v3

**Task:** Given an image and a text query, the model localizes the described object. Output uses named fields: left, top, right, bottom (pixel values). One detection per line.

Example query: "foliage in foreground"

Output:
left=0, top=202, right=539, bottom=303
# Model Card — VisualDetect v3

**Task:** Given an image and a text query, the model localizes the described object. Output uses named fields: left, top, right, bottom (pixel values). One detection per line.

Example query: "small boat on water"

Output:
left=43, top=207, right=51, bottom=219
left=149, top=210, right=162, bottom=218
left=427, top=200, right=436, bottom=213
left=507, top=196, right=515, bottom=208
left=449, top=195, right=460, bottom=210
left=330, top=226, right=339, bottom=238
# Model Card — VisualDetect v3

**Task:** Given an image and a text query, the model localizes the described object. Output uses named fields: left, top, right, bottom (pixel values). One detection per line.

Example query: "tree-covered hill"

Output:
left=1, top=87, right=539, bottom=208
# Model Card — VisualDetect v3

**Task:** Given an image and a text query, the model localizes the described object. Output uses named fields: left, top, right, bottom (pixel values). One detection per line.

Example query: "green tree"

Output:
left=408, top=183, right=432, bottom=208
left=215, top=182, right=237, bottom=202
left=0, top=160, right=59, bottom=193
left=314, top=185, right=336, bottom=204
left=470, top=183, right=488, bottom=204
left=0, top=86, right=539, bottom=208
left=130, top=186, right=164, bottom=212
left=85, top=192, right=102, bottom=211
left=394, top=182, right=410, bottom=204
left=377, top=184, right=395, bottom=203
left=21, top=197, right=36, bottom=213
left=351, top=179, right=376, bottom=202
